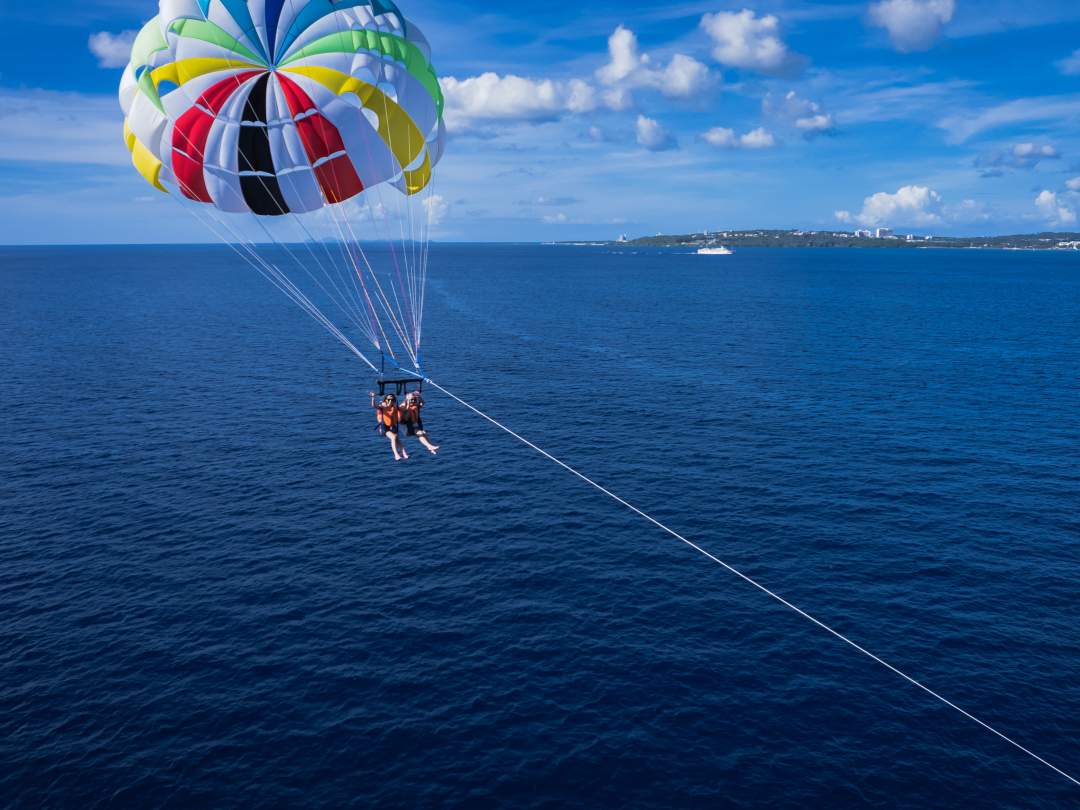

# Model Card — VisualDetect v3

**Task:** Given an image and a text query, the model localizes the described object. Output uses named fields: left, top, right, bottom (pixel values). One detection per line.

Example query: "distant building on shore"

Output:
left=854, top=229, right=872, bottom=238
left=876, top=227, right=895, bottom=238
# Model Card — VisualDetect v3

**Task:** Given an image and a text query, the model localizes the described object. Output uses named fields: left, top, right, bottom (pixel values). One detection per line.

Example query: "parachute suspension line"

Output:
left=379, top=90, right=421, bottom=354
left=157, top=65, right=367, bottom=347
left=325, top=5, right=420, bottom=362
left=161, top=159, right=375, bottom=369
left=286, top=213, right=378, bottom=348
left=182, top=0, right=380, bottom=366
left=167, top=115, right=379, bottom=352
left=416, top=178, right=436, bottom=355
left=402, top=109, right=420, bottom=350
left=251, top=214, right=375, bottom=348
left=316, top=193, right=407, bottom=361
left=323, top=192, right=417, bottom=368
left=169, top=190, right=376, bottom=371
left=276, top=170, right=383, bottom=351
left=422, top=378, right=1080, bottom=790
left=291, top=60, right=414, bottom=364
left=352, top=190, right=418, bottom=366
left=271, top=0, right=386, bottom=353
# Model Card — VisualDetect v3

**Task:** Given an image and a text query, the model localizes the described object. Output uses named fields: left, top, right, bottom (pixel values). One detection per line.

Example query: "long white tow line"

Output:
left=423, top=377, right=1079, bottom=789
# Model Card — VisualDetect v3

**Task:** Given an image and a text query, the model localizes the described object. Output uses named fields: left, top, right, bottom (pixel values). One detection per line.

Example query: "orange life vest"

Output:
left=378, top=405, right=400, bottom=430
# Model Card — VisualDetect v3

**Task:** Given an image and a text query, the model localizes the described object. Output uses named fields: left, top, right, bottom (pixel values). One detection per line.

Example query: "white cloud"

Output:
left=740, top=127, right=776, bottom=149
left=1066, top=177, right=1080, bottom=191
left=868, top=0, right=956, bottom=53
left=597, top=26, right=711, bottom=100
left=602, top=87, right=634, bottom=111
left=597, top=26, right=640, bottom=85
left=764, top=91, right=835, bottom=137
left=424, top=194, right=449, bottom=226
left=543, top=212, right=570, bottom=224
left=796, top=114, right=835, bottom=134
left=702, top=126, right=776, bottom=149
left=1058, top=49, right=1080, bottom=76
left=700, top=10, right=801, bottom=75
left=636, top=115, right=677, bottom=151
left=938, top=94, right=1080, bottom=143
left=1010, top=143, right=1059, bottom=164
left=703, top=127, right=738, bottom=147
left=836, top=185, right=944, bottom=227
left=440, top=73, right=598, bottom=132
left=977, top=142, right=1060, bottom=174
left=1035, top=190, right=1077, bottom=227
left=88, top=30, right=136, bottom=69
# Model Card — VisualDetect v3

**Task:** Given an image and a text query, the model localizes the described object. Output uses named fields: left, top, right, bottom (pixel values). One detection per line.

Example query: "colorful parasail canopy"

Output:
left=119, top=0, right=446, bottom=216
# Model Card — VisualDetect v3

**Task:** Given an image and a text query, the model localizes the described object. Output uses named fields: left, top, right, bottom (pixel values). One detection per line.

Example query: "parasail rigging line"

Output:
left=165, top=93, right=385, bottom=353
left=421, top=377, right=1080, bottom=790
left=176, top=10, right=388, bottom=354
left=165, top=178, right=377, bottom=371
left=168, top=14, right=425, bottom=367
left=324, top=3, right=424, bottom=362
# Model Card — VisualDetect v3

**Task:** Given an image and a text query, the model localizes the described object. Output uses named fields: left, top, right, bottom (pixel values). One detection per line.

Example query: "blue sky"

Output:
left=4, top=1, right=1080, bottom=242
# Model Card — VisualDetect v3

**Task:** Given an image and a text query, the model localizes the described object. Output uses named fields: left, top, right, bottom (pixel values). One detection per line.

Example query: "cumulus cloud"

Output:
left=597, top=26, right=712, bottom=101
left=1035, top=190, right=1077, bottom=227
left=763, top=91, right=835, bottom=137
left=700, top=10, right=802, bottom=75
left=976, top=142, right=1060, bottom=175
left=739, top=128, right=777, bottom=149
left=702, top=126, right=776, bottom=149
left=89, top=30, right=136, bottom=68
left=868, top=0, right=955, bottom=53
left=1066, top=177, right=1080, bottom=192
left=440, top=73, right=597, bottom=131
left=636, top=115, right=677, bottom=151
left=1058, top=49, right=1080, bottom=76
left=835, top=185, right=944, bottom=227
left=424, top=194, right=449, bottom=226
left=1010, top=142, right=1059, bottom=166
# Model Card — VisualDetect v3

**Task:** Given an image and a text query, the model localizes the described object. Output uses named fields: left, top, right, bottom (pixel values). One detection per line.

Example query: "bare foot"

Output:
left=429, top=446, right=439, bottom=455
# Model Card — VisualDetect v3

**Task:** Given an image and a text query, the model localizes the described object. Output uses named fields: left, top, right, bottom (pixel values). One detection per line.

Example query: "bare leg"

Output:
left=388, top=432, right=406, bottom=461
left=417, top=432, right=439, bottom=455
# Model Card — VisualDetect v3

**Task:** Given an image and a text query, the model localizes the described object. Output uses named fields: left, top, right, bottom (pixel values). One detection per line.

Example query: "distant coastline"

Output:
left=559, top=230, right=1080, bottom=251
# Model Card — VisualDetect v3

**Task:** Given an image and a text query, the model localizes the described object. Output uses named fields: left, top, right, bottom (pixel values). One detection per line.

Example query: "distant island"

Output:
left=562, top=229, right=1080, bottom=251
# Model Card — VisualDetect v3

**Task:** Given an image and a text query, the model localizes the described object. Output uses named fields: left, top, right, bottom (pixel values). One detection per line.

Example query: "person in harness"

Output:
left=401, top=391, right=439, bottom=456
left=370, top=392, right=408, bottom=461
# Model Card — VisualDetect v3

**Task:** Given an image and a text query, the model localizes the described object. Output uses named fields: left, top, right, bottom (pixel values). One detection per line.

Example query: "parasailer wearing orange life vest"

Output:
left=402, top=392, right=440, bottom=455
left=370, top=392, right=408, bottom=461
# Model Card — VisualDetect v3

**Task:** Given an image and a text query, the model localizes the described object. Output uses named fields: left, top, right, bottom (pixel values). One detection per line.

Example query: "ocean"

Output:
left=1, top=244, right=1078, bottom=808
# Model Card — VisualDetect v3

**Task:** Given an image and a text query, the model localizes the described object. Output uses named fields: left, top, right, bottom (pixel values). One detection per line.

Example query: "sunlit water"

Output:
left=2, top=244, right=1078, bottom=807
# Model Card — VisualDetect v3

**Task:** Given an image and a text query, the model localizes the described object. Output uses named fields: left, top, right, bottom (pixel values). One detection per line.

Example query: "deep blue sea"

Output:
left=2, top=244, right=1078, bottom=808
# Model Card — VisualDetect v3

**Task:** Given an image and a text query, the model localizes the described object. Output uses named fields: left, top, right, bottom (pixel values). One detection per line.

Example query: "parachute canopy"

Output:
left=120, top=0, right=446, bottom=216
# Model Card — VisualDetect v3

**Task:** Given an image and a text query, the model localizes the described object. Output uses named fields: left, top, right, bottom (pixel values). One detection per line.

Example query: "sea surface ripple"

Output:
left=1, top=245, right=1078, bottom=808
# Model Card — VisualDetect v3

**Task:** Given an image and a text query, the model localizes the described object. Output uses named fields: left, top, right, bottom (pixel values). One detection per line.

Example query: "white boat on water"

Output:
left=697, top=246, right=734, bottom=255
